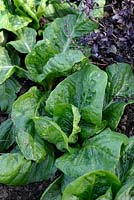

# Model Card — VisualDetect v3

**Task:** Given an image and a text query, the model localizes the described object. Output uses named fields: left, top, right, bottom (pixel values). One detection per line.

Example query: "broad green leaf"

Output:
left=103, top=63, right=134, bottom=129
left=13, top=0, right=39, bottom=25
left=118, top=137, right=134, bottom=181
left=105, top=63, right=134, bottom=103
left=40, top=175, right=62, bottom=200
left=37, top=0, right=76, bottom=19
left=15, top=67, right=31, bottom=80
left=7, top=27, right=37, bottom=53
left=25, top=40, right=58, bottom=82
left=0, top=47, right=16, bottom=84
left=61, top=175, right=75, bottom=193
left=96, top=188, right=113, bottom=200
left=46, top=64, right=107, bottom=125
left=0, top=1, right=31, bottom=33
left=0, top=14, right=31, bottom=33
left=11, top=87, right=47, bottom=162
left=84, top=128, right=128, bottom=157
left=10, top=143, right=56, bottom=185
left=7, top=158, right=32, bottom=186
left=53, top=104, right=81, bottom=144
left=125, top=144, right=134, bottom=182
left=115, top=180, right=134, bottom=200
left=43, top=14, right=98, bottom=52
left=31, top=50, right=85, bottom=83
left=25, top=45, right=85, bottom=82
left=25, top=14, right=97, bottom=82
left=62, top=170, right=121, bottom=200
left=36, top=0, right=47, bottom=18
left=12, top=87, right=42, bottom=128
left=0, top=119, right=16, bottom=152
left=16, top=123, right=47, bottom=162
left=33, top=116, right=70, bottom=152
left=79, top=120, right=107, bottom=141
left=0, top=77, right=21, bottom=112
left=25, top=143, right=56, bottom=183
left=7, top=46, right=21, bottom=66
left=20, top=0, right=37, bottom=12
left=0, top=153, right=31, bottom=185
left=55, top=128, right=128, bottom=178
left=103, top=101, right=134, bottom=129
left=0, top=143, right=55, bottom=185
left=123, top=165, right=134, bottom=186
left=53, top=103, right=77, bottom=135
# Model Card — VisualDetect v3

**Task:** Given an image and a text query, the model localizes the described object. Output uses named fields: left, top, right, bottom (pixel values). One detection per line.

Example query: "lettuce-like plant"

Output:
left=0, top=0, right=134, bottom=199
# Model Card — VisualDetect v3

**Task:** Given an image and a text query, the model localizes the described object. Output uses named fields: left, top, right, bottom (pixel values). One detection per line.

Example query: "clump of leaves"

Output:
left=0, top=0, right=134, bottom=200
left=85, top=0, right=134, bottom=65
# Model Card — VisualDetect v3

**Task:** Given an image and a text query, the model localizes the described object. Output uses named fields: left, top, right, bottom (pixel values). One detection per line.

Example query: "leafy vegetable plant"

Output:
left=0, top=0, right=134, bottom=199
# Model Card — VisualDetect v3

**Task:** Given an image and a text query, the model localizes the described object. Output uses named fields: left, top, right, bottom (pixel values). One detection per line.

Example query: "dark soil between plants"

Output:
left=0, top=171, right=61, bottom=200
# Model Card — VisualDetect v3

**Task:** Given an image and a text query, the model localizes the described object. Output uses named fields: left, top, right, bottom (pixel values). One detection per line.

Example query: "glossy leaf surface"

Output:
left=62, top=170, right=121, bottom=200
left=0, top=77, right=21, bottom=112
left=8, top=28, right=37, bottom=53
left=12, top=87, right=47, bottom=162
left=0, top=47, right=15, bottom=84
left=46, top=63, right=107, bottom=125
left=56, top=128, right=128, bottom=178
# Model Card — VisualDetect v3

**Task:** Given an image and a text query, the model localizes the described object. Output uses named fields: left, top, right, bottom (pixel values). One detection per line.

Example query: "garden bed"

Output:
left=0, top=0, right=134, bottom=199
left=0, top=104, right=134, bottom=200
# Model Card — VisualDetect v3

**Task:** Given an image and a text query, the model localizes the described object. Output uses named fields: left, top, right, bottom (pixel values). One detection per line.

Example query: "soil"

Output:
left=0, top=181, right=49, bottom=200
left=0, top=171, right=61, bottom=200
left=117, top=104, right=134, bottom=137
